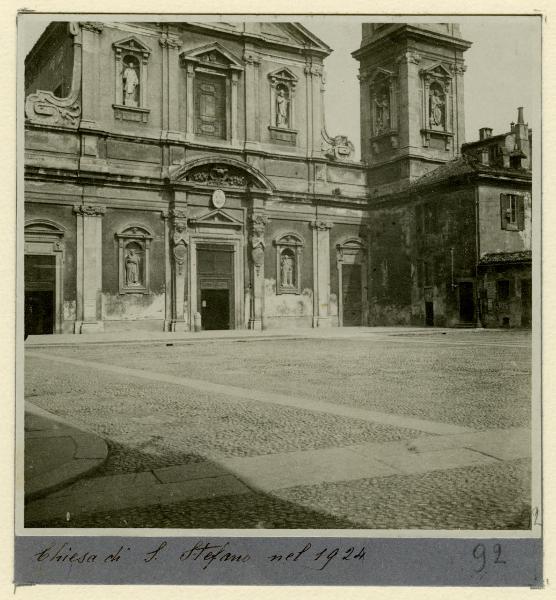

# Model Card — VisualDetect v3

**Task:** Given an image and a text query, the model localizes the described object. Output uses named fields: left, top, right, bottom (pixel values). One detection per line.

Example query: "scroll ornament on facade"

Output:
left=73, top=205, right=106, bottom=217
left=321, top=130, right=355, bottom=161
left=25, top=23, right=82, bottom=129
left=249, top=214, right=268, bottom=274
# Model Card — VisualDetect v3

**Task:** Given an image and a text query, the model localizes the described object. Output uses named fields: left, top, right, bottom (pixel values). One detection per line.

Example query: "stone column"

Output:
left=74, top=204, right=105, bottom=333
left=311, top=220, right=333, bottom=328
left=170, top=205, right=188, bottom=332
left=248, top=201, right=268, bottom=331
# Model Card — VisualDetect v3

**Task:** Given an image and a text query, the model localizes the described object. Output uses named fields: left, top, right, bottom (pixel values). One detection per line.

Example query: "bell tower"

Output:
left=352, top=23, right=472, bottom=193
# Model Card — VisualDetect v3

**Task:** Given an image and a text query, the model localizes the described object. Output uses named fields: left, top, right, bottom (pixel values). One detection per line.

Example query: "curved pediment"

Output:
left=169, top=157, right=275, bottom=192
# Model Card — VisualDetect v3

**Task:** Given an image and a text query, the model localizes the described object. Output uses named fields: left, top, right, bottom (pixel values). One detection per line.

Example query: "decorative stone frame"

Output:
left=336, top=237, right=368, bottom=327
left=274, top=232, right=304, bottom=294
left=180, top=42, right=244, bottom=144
left=24, top=219, right=66, bottom=333
left=268, top=68, right=298, bottom=145
left=419, top=63, right=453, bottom=150
left=116, top=224, right=153, bottom=294
left=112, top=36, right=151, bottom=123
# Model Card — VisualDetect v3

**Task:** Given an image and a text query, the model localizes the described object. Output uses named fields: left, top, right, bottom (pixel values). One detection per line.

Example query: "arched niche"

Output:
left=115, top=224, right=153, bottom=294
left=274, top=232, right=304, bottom=294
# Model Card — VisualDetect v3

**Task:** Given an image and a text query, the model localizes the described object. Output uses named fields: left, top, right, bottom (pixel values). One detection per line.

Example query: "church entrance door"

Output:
left=196, top=244, right=234, bottom=330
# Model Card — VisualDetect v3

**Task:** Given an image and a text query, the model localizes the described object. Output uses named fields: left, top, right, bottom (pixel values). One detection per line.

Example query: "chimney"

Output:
left=514, top=107, right=529, bottom=168
left=479, top=127, right=492, bottom=140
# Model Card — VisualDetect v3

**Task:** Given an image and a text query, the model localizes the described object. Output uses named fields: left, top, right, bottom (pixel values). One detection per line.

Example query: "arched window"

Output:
left=274, top=233, right=304, bottom=294
left=116, top=225, right=153, bottom=294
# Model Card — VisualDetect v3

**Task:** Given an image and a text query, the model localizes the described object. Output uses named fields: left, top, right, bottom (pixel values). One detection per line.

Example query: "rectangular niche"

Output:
left=116, top=225, right=153, bottom=294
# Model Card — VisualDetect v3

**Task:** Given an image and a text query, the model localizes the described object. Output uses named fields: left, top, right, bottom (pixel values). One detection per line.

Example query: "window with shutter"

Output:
left=500, top=193, right=525, bottom=231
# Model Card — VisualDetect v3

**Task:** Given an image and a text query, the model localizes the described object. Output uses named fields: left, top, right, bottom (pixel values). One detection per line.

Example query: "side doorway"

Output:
left=458, top=281, right=476, bottom=324
left=336, top=238, right=368, bottom=327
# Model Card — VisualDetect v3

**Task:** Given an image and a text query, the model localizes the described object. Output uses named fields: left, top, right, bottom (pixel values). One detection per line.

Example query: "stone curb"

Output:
left=25, top=402, right=109, bottom=503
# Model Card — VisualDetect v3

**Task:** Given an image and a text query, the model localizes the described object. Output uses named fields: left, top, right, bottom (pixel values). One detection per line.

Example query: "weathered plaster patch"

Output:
left=264, top=277, right=313, bottom=317
left=63, top=300, right=76, bottom=320
left=102, top=292, right=165, bottom=320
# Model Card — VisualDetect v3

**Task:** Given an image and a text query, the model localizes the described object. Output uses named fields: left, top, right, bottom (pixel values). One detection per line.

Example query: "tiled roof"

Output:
left=479, top=251, right=532, bottom=265
left=408, top=154, right=531, bottom=192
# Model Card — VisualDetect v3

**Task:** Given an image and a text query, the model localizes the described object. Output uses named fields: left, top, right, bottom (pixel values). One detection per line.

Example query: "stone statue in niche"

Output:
left=430, top=88, right=445, bottom=127
left=122, top=60, right=139, bottom=107
left=276, top=87, right=289, bottom=128
left=125, top=248, right=141, bottom=285
left=374, top=92, right=390, bottom=134
left=281, top=252, right=294, bottom=288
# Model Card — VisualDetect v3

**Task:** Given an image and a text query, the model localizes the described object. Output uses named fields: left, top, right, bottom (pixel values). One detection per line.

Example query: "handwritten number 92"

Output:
left=472, top=543, right=506, bottom=573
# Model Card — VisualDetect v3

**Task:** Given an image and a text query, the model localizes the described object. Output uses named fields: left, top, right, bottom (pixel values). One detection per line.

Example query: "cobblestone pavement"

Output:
left=24, top=329, right=533, bottom=529
left=36, top=330, right=531, bottom=429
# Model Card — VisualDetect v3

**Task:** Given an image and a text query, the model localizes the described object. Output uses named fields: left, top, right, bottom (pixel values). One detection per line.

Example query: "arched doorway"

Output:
left=24, top=220, right=65, bottom=335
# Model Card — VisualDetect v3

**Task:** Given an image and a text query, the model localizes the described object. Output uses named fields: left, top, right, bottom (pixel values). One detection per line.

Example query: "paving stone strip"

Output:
left=26, top=351, right=472, bottom=436
left=25, top=426, right=530, bottom=524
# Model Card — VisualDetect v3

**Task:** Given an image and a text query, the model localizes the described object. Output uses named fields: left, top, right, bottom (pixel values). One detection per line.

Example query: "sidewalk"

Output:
left=24, top=403, right=108, bottom=502
left=24, top=325, right=493, bottom=348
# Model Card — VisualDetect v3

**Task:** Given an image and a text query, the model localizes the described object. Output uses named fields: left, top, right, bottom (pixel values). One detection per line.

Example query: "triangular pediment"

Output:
left=421, top=62, right=453, bottom=79
left=113, top=36, right=151, bottom=55
left=190, top=209, right=243, bottom=229
left=268, top=67, right=298, bottom=82
left=180, top=42, right=243, bottom=70
left=369, top=67, right=395, bottom=83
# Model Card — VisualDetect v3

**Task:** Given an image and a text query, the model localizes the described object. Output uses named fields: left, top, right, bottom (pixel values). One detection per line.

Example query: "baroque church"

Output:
left=23, top=21, right=532, bottom=334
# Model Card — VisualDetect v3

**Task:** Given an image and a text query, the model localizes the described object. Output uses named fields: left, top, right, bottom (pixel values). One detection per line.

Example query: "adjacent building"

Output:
left=23, top=21, right=533, bottom=335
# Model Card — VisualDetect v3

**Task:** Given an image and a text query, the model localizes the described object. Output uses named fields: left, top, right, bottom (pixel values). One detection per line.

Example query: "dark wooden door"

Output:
left=25, top=255, right=56, bottom=336
left=195, top=74, right=226, bottom=139
left=459, top=282, right=475, bottom=323
left=521, top=279, right=531, bottom=327
left=342, top=263, right=362, bottom=326
left=197, top=245, right=234, bottom=330
left=201, top=289, right=230, bottom=330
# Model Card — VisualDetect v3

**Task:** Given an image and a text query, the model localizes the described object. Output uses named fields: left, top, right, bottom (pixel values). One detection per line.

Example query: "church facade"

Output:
left=23, top=21, right=532, bottom=334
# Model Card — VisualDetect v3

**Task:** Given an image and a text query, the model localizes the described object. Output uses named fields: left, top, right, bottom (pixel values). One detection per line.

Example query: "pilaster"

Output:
left=79, top=22, right=104, bottom=129
left=243, top=48, right=261, bottom=150
left=74, top=204, right=105, bottom=333
left=311, top=220, right=333, bottom=327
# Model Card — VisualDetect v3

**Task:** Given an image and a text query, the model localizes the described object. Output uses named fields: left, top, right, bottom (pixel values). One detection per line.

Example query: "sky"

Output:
left=21, top=15, right=541, bottom=160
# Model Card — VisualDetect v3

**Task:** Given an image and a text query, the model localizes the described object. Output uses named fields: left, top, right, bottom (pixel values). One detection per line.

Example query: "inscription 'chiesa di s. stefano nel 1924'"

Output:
left=24, top=22, right=532, bottom=335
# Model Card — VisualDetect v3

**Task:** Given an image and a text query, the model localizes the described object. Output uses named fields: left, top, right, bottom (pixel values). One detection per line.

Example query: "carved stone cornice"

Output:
left=311, top=220, right=333, bottom=231
left=159, top=33, right=183, bottom=50
left=73, top=204, right=106, bottom=217
left=243, top=50, right=261, bottom=66
left=304, top=64, right=323, bottom=77
left=79, top=22, right=105, bottom=34
left=396, top=51, right=421, bottom=66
